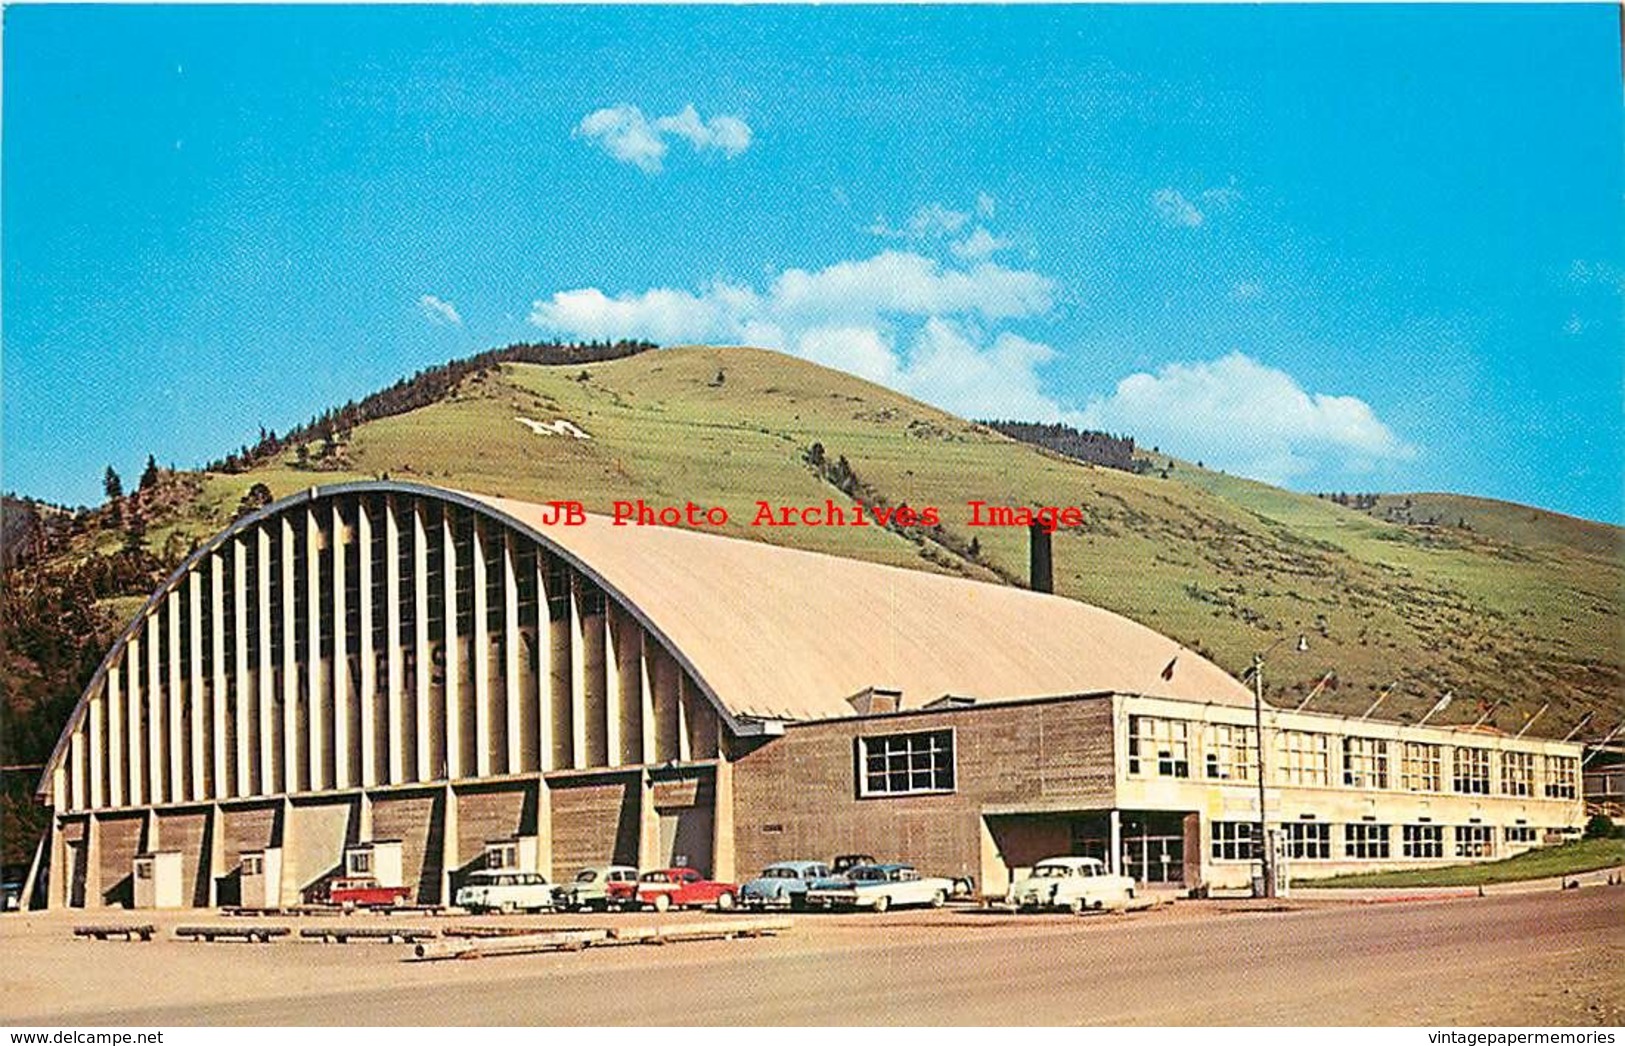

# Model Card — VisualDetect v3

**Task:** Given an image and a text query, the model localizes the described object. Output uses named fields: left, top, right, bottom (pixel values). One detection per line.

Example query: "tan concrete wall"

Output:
left=372, top=790, right=443, bottom=903
left=97, top=813, right=145, bottom=908
left=154, top=808, right=210, bottom=907
left=284, top=797, right=355, bottom=899
left=454, top=783, right=530, bottom=876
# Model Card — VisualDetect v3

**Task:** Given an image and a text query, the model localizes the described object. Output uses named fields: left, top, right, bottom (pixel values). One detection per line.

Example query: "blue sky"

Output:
left=4, top=5, right=1621, bottom=522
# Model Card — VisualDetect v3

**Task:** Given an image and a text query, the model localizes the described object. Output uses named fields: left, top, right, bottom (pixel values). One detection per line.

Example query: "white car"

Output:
left=805, top=863, right=958, bottom=912
left=1007, top=856, right=1135, bottom=913
left=454, top=870, right=556, bottom=914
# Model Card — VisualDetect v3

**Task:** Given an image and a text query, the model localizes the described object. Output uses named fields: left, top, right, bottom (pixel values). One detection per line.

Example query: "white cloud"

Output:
left=1202, top=183, right=1242, bottom=208
left=529, top=251, right=1069, bottom=421
left=951, top=227, right=1011, bottom=261
left=576, top=103, right=752, bottom=173
left=1152, top=188, right=1204, bottom=228
left=975, top=192, right=996, bottom=219
left=1080, top=352, right=1414, bottom=483
left=1230, top=281, right=1263, bottom=302
left=417, top=294, right=462, bottom=326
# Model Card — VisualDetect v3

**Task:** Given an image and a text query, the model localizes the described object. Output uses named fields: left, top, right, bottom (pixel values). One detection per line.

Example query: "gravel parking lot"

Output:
left=3, top=886, right=1621, bottom=1026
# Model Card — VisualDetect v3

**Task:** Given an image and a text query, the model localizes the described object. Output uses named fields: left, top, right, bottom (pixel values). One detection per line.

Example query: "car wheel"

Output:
left=653, top=893, right=671, bottom=913
left=790, top=894, right=807, bottom=913
left=500, top=901, right=516, bottom=915
left=1069, top=897, right=1086, bottom=916
left=873, top=894, right=891, bottom=914
left=930, top=890, right=946, bottom=908
left=1126, top=887, right=1136, bottom=900
left=716, top=892, right=735, bottom=912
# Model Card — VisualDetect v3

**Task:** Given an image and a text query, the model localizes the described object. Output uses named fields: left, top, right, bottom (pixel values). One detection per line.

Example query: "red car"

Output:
left=311, top=876, right=412, bottom=908
left=623, top=868, right=738, bottom=912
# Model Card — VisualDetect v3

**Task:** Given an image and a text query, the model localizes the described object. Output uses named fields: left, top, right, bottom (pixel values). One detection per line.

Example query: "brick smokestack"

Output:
left=1029, top=522, right=1053, bottom=594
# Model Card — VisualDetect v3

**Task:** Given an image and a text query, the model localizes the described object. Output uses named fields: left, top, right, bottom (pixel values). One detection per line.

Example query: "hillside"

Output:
left=6, top=345, right=1620, bottom=762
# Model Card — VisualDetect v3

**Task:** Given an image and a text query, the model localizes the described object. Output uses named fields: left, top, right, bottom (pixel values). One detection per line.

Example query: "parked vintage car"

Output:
left=623, top=867, right=739, bottom=912
left=805, top=863, right=957, bottom=912
left=740, top=860, right=831, bottom=910
left=1006, top=856, right=1136, bottom=913
left=555, top=865, right=639, bottom=911
left=455, top=870, right=556, bottom=914
left=831, top=853, right=877, bottom=875
left=310, top=876, right=412, bottom=908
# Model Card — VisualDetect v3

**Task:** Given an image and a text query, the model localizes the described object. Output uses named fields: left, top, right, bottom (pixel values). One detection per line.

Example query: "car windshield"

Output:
left=763, top=867, right=801, bottom=879
left=642, top=871, right=670, bottom=883
left=1032, top=864, right=1074, bottom=878
left=849, top=867, right=887, bottom=882
left=574, top=870, right=598, bottom=883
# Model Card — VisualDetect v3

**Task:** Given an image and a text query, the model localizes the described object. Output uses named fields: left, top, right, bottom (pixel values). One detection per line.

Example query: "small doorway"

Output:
left=1119, top=812, right=1187, bottom=884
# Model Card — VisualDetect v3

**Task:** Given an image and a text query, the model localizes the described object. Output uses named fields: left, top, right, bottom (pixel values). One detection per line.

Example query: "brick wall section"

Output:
left=98, top=814, right=144, bottom=906
left=155, top=809, right=209, bottom=906
left=732, top=696, right=1115, bottom=881
left=220, top=803, right=279, bottom=869
left=549, top=777, right=639, bottom=881
left=455, top=784, right=530, bottom=871
left=373, top=791, right=442, bottom=902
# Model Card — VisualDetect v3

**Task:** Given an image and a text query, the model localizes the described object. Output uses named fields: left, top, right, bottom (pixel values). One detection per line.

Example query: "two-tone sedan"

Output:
left=740, top=860, right=831, bottom=911
left=1006, top=856, right=1136, bottom=913
left=620, top=867, right=739, bottom=912
left=804, top=863, right=957, bottom=913
left=555, top=865, right=639, bottom=911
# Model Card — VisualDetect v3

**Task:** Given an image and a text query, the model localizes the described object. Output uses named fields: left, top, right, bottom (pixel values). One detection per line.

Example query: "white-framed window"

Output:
left=135, top=860, right=153, bottom=881
left=486, top=843, right=518, bottom=870
left=1284, top=821, right=1331, bottom=859
left=1504, top=825, right=1538, bottom=844
left=1128, top=716, right=1191, bottom=778
left=1276, top=732, right=1330, bottom=787
left=1211, top=821, right=1256, bottom=861
left=1403, top=824, right=1444, bottom=858
left=1204, top=724, right=1256, bottom=781
left=1455, top=824, right=1494, bottom=858
left=858, top=729, right=955, bottom=797
left=1452, top=748, right=1491, bottom=795
left=1544, top=756, right=1577, bottom=799
left=1400, top=742, right=1442, bottom=792
left=1500, top=752, right=1534, bottom=796
left=1342, top=737, right=1390, bottom=789
left=1344, top=823, right=1391, bottom=859
left=241, top=854, right=264, bottom=877
left=347, top=850, right=373, bottom=875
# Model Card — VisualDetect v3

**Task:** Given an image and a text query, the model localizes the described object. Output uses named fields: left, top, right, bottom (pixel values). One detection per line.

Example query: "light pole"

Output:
left=1251, top=633, right=1307, bottom=899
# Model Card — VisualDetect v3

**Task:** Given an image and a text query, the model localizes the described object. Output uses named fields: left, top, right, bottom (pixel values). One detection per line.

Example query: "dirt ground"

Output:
left=2, top=886, right=1621, bottom=1026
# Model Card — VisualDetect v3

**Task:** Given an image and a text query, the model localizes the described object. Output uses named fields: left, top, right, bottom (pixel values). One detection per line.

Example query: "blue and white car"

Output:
left=740, top=860, right=831, bottom=911
left=804, top=863, right=957, bottom=913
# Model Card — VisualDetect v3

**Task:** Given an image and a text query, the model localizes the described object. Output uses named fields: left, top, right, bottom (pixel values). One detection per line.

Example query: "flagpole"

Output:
left=1514, top=703, right=1549, bottom=739
left=1294, top=671, right=1335, bottom=713
left=1563, top=711, right=1595, bottom=742
left=1417, top=691, right=1453, bottom=728
left=1360, top=680, right=1401, bottom=720
left=1470, top=698, right=1504, bottom=731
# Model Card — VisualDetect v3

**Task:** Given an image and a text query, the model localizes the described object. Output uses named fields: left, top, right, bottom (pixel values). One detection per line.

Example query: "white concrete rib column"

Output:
left=473, top=521, right=491, bottom=778
left=166, top=591, right=184, bottom=801
left=234, top=536, right=251, bottom=797
left=211, top=551, right=228, bottom=799
left=126, top=635, right=143, bottom=806
left=568, top=573, right=587, bottom=770
left=413, top=502, right=431, bottom=782
left=359, top=499, right=377, bottom=789
left=145, top=612, right=163, bottom=804
left=70, top=727, right=86, bottom=811
left=257, top=525, right=274, bottom=795
left=639, top=633, right=657, bottom=766
left=385, top=497, right=404, bottom=785
left=332, top=501, right=350, bottom=790
left=189, top=571, right=205, bottom=800
left=442, top=510, right=460, bottom=780
left=502, top=531, right=522, bottom=774
left=107, top=666, right=124, bottom=808
left=89, top=689, right=105, bottom=810
left=305, top=507, right=323, bottom=792
left=280, top=515, right=299, bottom=794
left=604, top=607, right=622, bottom=768
left=535, top=555, right=553, bottom=773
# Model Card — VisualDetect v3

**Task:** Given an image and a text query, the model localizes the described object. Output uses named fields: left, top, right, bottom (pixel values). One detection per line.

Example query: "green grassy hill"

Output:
left=105, top=344, right=1620, bottom=735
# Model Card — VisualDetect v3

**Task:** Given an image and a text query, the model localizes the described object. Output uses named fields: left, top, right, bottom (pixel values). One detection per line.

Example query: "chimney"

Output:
left=1029, top=522, right=1053, bottom=594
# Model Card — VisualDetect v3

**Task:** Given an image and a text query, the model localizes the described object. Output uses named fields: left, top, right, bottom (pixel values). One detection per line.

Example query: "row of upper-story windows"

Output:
left=1211, top=819, right=1545, bottom=862
left=1127, top=715, right=1579, bottom=798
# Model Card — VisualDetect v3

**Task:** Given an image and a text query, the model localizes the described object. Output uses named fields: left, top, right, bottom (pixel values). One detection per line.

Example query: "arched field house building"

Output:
left=27, top=482, right=1585, bottom=909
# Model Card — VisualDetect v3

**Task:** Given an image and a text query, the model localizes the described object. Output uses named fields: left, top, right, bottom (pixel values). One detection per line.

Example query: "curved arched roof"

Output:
left=460, top=488, right=1255, bottom=719
left=41, top=481, right=1255, bottom=796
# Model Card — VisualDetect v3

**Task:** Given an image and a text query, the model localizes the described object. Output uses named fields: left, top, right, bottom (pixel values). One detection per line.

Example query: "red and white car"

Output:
left=310, top=876, right=412, bottom=909
left=615, top=868, right=738, bottom=912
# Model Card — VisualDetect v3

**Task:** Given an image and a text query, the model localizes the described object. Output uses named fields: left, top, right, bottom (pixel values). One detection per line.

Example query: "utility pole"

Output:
left=1253, top=652, right=1274, bottom=898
